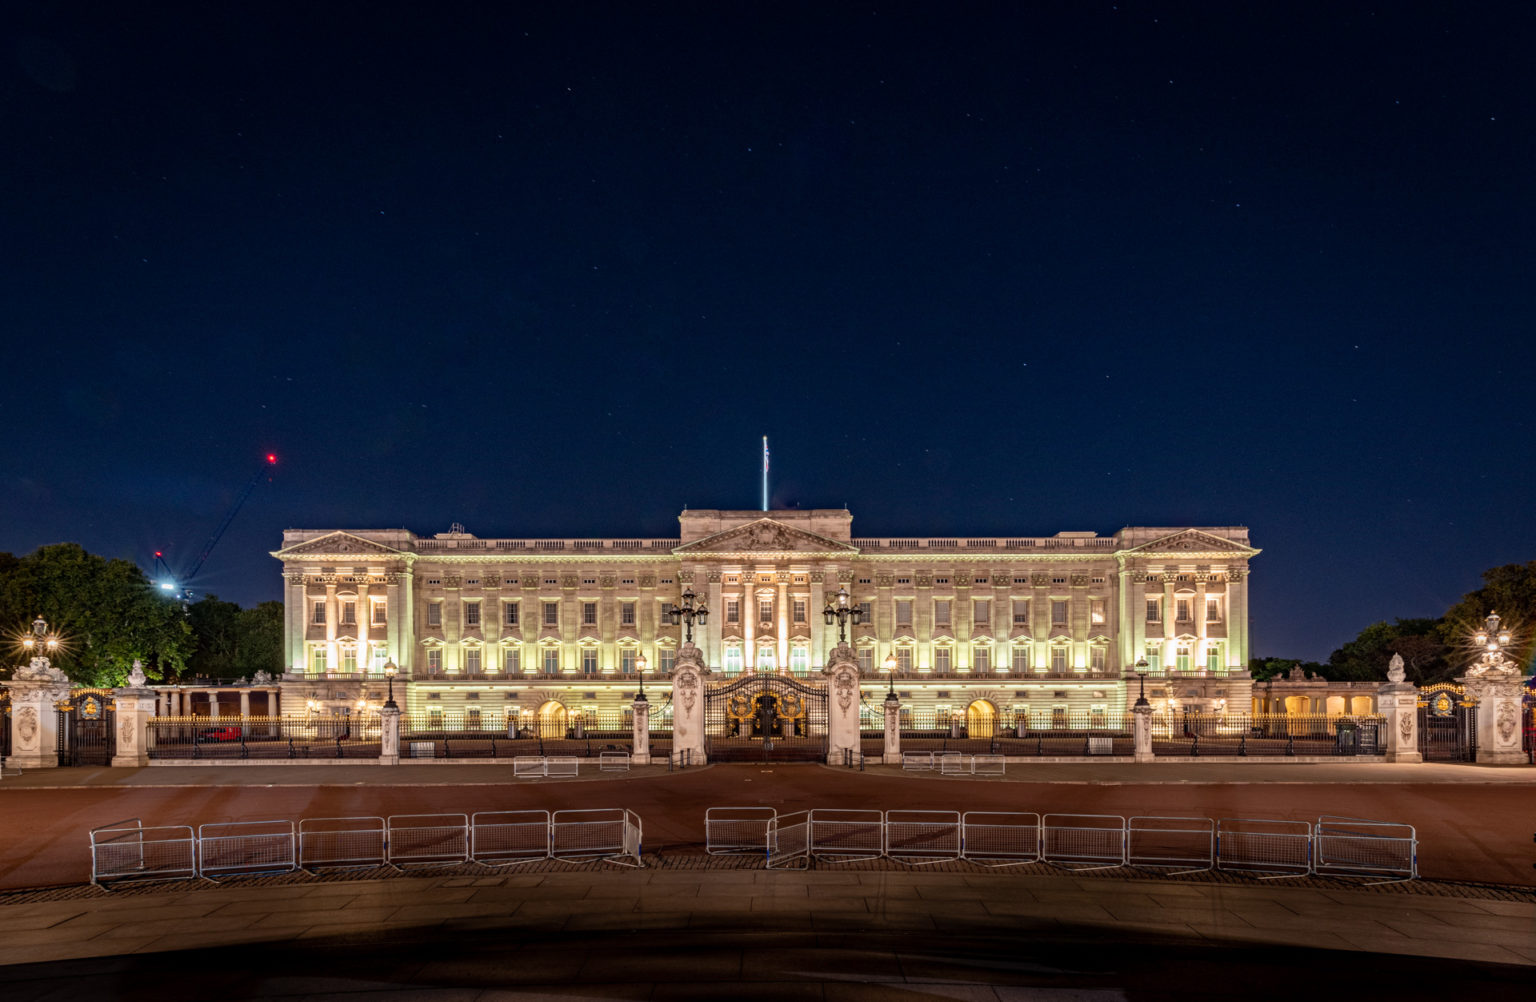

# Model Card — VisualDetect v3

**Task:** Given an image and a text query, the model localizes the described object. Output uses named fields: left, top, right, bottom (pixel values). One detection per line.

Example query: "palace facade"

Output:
left=272, top=509, right=1259, bottom=733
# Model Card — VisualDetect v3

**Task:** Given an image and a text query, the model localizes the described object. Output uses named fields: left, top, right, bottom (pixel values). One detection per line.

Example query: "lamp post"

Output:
left=1472, top=611, right=1515, bottom=670
left=21, top=616, right=61, bottom=659
left=662, top=588, right=709, bottom=644
left=383, top=659, right=398, bottom=709
left=1133, top=658, right=1150, bottom=708
left=635, top=652, right=648, bottom=700
left=822, top=586, right=863, bottom=644
left=883, top=651, right=899, bottom=694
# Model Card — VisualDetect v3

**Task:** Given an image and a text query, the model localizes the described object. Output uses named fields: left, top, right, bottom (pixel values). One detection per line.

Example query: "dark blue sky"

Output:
left=4, top=3, right=1532, bottom=661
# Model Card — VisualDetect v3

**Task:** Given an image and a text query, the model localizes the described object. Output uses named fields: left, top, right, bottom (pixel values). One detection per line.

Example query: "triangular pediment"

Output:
left=674, top=518, right=859, bottom=555
left=273, top=531, right=406, bottom=559
left=1124, top=529, right=1259, bottom=557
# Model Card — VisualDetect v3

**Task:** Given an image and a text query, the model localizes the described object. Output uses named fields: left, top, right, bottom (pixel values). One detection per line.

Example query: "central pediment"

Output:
left=1124, top=529, right=1259, bottom=557
left=272, top=531, right=407, bottom=559
left=674, top=518, right=860, bottom=555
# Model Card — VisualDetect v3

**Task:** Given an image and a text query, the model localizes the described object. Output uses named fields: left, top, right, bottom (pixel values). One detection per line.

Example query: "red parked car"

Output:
left=197, top=726, right=243, bottom=742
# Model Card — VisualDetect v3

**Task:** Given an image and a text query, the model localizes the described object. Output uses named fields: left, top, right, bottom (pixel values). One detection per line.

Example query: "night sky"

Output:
left=4, top=3, right=1533, bottom=661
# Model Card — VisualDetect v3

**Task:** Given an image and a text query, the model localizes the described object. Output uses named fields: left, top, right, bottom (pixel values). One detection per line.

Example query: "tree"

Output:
left=185, top=595, right=283, bottom=679
left=1439, top=561, right=1536, bottom=674
left=1322, top=618, right=1451, bottom=684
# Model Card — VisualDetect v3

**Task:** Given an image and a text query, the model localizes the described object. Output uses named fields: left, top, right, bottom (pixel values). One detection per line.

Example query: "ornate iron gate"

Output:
left=705, top=674, right=828, bottom=762
left=56, top=692, right=116, bottom=767
left=1418, top=685, right=1475, bottom=762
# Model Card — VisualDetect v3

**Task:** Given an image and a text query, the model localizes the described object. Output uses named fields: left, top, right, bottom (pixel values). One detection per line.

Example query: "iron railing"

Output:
left=146, top=716, right=381, bottom=760
left=1151, top=713, right=1385, bottom=757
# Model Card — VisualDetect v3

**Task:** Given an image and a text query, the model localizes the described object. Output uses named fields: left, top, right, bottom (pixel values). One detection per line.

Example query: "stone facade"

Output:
left=270, top=510, right=1259, bottom=730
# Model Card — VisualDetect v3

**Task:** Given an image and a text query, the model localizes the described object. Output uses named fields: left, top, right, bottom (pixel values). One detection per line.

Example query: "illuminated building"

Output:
left=272, top=510, right=1259, bottom=732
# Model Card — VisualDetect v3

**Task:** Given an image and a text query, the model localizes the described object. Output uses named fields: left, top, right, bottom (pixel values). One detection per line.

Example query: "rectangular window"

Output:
left=792, top=599, right=806, bottom=624
left=369, top=601, right=385, bottom=627
left=582, top=602, right=598, bottom=627
left=1146, top=598, right=1161, bottom=623
left=342, top=647, right=357, bottom=673
left=464, top=602, right=481, bottom=628
left=1206, top=597, right=1222, bottom=623
left=757, top=646, right=776, bottom=672
left=312, top=601, right=326, bottom=625
left=1012, top=599, right=1029, bottom=626
left=857, top=648, right=873, bottom=673
left=311, top=646, right=327, bottom=673
left=542, top=648, right=559, bottom=674
left=504, top=602, right=519, bottom=627
left=974, top=646, right=991, bottom=673
left=427, top=649, right=442, bottom=674
left=759, top=599, right=773, bottom=623
left=1050, top=646, right=1067, bottom=672
left=1051, top=600, right=1068, bottom=626
left=897, top=647, right=913, bottom=672
left=1090, top=646, right=1106, bottom=672
left=1176, top=645, right=1192, bottom=672
left=464, top=648, right=481, bottom=674
left=973, top=600, right=990, bottom=625
left=723, top=647, right=743, bottom=674
left=543, top=602, right=559, bottom=627
left=1089, top=598, right=1106, bottom=625
left=582, top=648, right=598, bottom=674
left=1145, top=644, right=1161, bottom=671
left=340, top=601, right=356, bottom=626
left=504, top=648, right=521, bottom=674
left=467, top=707, right=482, bottom=731
left=1176, top=598, right=1192, bottom=622
left=659, top=649, right=675, bottom=674
left=790, top=647, right=809, bottom=675
left=372, top=646, right=388, bottom=672
left=427, top=603, right=442, bottom=628
left=1011, top=645, right=1031, bottom=672
left=726, top=600, right=740, bottom=623
left=620, top=649, right=636, bottom=673
left=895, top=600, right=913, bottom=625
left=1206, top=643, right=1221, bottom=671
left=1052, top=706, right=1068, bottom=728
left=933, top=647, right=952, bottom=674
left=858, top=601, right=873, bottom=623
left=620, top=602, right=636, bottom=626
left=934, top=600, right=951, bottom=625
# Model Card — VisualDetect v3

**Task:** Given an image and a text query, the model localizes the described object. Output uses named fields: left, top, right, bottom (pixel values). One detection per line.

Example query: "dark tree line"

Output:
left=1253, top=560, right=1536, bottom=685
left=0, top=543, right=282, bottom=687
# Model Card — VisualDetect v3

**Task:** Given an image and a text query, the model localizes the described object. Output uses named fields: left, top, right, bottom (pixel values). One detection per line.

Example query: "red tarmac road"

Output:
left=2, top=765, right=1532, bottom=891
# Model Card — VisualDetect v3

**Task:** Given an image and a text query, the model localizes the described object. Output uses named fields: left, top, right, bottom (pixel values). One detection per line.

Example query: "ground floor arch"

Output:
left=966, top=698, right=997, bottom=739
left=537, top=700, right=569, bottom=739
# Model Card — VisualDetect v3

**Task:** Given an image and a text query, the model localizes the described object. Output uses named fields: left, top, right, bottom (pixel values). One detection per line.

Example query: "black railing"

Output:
left=147, top=717, right=381, bottom=760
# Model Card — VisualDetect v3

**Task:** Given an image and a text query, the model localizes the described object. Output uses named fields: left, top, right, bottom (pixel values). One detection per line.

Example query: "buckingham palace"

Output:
left=270, top=508, right=1260, bottom=740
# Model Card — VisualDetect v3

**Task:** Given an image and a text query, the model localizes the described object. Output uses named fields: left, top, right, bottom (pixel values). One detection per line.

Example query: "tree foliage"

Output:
left=185, top=596, right=283, bottom=679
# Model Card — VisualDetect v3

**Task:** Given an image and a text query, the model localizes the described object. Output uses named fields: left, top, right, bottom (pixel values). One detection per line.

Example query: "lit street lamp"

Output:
left=662, top=588, right=709, bottom=644
left=21, top=616, right=60, bottom=658
left=383, top=659, right=398, bottom=709
left=883, top=651, right=898, bottom=697
left=823, top=587, right=863, bottom=644
left=1133, top=657, right=1150, bottom=707
left=635, top=652, right=649, bottom=700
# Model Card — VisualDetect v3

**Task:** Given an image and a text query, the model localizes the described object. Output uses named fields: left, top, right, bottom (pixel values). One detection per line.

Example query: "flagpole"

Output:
left=762, top=435, right=769, bottom=511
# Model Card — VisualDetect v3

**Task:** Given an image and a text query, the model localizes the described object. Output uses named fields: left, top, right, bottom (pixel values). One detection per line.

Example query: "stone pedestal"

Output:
left=1377, top=681, right=1422, bottom=763
left=631, top=695, right=652, bottom=766
left=669, top=643, right=708, bottom=766
left=111, top=666, right=158, bottom=768
left=1132, top=703, right=1154, bottom=762
left=3, top=658, right=73, bottom=770
left=822, top=642, right=861, bottom=765
left=1460, top=677, right=1528, bottom=765
left=882, top=691, right=901, bottom=764
left=379, top=705, right=401, bottom=765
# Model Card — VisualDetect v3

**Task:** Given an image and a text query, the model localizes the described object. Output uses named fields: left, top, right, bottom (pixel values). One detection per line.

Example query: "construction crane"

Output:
left=154, top=453, right=278, bottom=602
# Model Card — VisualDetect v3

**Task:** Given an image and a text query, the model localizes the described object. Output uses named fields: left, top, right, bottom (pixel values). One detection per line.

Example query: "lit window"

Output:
left=621, top=649, right=636, bottom=673
left=659, top=649, right=675, bottom=674
left=1050, top=646, right=1067, bottom=672
left=504, top=648, right=521, bottom=673
left=723, top=647, right=743, bottom=674
left=1206, top=643, right=1222, bottom=671
left=790, top=647, right=809, bottom=675
left=340, top=601, right=356, bottom=626
left=757, top=646, right=776, bottom=672
left=1144, top=644, right=1161, bottom=671
left=1011, top=645, right=1031, bottom=672
left=465, top=648, right=481, bottom=674
left=372, top=601, right=387, bottom=626
left=1176, top=598, right=1192, bottom=622
left=759, top=599, right=773, bottom=623
left=427, top=649, right=443, bottom=674
left=1089, top=598, right=1105, bottom=625
left=897, top=647, right=913, bottom=672
left=933, top=647, right=952, bottom=674
left=1176, top=644, right=1192, bottom=672
left=1090, top=646, right=1106, bottom=672
left=311, top=646, right=327, bottom=672
left=974, top=646, right=991, bottom=673
left=857, top=647, right=873, bottom=672
left=582, top=649, right=598, bottom=674
left=1206, top=597, right=1222, bottom=623
left=542, top=648, right=559, bottom=674
left=342, top=647, right=357, bottom=673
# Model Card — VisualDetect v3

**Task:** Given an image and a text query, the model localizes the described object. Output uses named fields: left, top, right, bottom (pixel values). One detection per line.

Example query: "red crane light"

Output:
left=266, top=453, right=277, bottom=464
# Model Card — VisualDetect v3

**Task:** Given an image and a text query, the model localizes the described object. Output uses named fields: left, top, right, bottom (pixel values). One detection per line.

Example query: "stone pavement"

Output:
left=0, top=867, right=1532, bottom=1000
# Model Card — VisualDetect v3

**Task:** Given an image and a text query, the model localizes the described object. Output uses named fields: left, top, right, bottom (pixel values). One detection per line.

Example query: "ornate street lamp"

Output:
left=822, top=586, right=863, bottom=644
left=662, top=588, right=709, bottom=644
left=21, top=616, right=61, bottom=658
left=883, top=651, right=898, bottom=697
left=1133, top=657, right=1150, bottom=707
left=1467, top=611, right=1519, bottom=677
left=635, top=652, right=649, bottom=700
left=383, top=659, right=398, bottom=709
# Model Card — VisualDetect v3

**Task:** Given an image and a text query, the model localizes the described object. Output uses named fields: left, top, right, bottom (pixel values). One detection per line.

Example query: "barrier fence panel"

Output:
left=884, top=810, right=961, bottom=865
left=1314, top=816, right=1417, bottom=883
left=513, top=756, right=546, bottom=777
left=901, top=751, right=935, bottom=771
left=299, top=816, right=387, bottom=871
left=599, top=751, right=630, bottom=772
left=388, top=814, right=470, bottom=867
left=90, top=820, right=197, bottom=887
left=973, top=754, right=1005, bottom=776
left=546, top=756, right=580, bottom=778
left=706, top=807, right=776, bottom=855
left=551, top=808, right=642, bottom=867
left=1041, top=814, right=1127, bottom=871
left=809, top=809, right=884, bottom=863
left=1126, top=816, right=1214, bottom=874
left=767, top=810, right=810, bottom=869
left=471, top=810, right=551, bottom=866
left=937, top=752, right=965, bottom=774
left=961, top=812, right=1040, bottom=866
left=1216, top=818, right=1312, bottom=878
left=197, top=820, right=297, bottom=879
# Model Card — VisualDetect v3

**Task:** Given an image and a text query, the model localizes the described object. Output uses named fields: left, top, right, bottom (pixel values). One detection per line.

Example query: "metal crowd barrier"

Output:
left=550, top=808, right=642, bottom=867
left=937, top=753, right=1005, bottom=776
left=90, top=819, right=197, bottom=888
left=1126, top=816, right=1214, bottom=874
left=1314, top=816, right=1417, bottom=883
left=299, top=816, right=387, bottom=872
left=767, top=810, right=810, bottom=869
left=471, top=810, right=551, bottom=866
left=809, top=809, right=884, bottom=863
left=961, top=811, right=1042, bottom=866
left=1041, top=814, right=1127, bottom=871
left=513, top=755, right=580, bottom=778
left=885, top=810, right=961, bottom=865
left=198, top=820, right=297, bottom=880
left=1216, top=818, right=1313, bottom=878
left=706, top=807, right=776, bottom=855
left=902, top=751, right=936, bottom=771
left=388, top=813, right=470, bottom=867
left=599, top=751, right=631, bottom=772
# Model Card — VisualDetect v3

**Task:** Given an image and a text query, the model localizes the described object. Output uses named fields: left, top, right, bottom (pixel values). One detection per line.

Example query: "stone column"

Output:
left=112, top=661, right=157, bottom=768
left=379, top=704, right=401, bottom=765
left=1133, top=702, right=1155, bottom=762
left=3, top=658, right=72, bottom=770
left=882, top=688, right=901, bottom=764
left=1460, top=676, right=1528, bottom=765
left=823, top=641, right=861, bottom=765
left=669, top=642, right=709, bottom=765
left=631, top=693, right=651, bottom=765
left=1377, top=655, right=1422, bottom=763
left=238, top=690, right=251, bottom=719
left=207, top=691, right=219, bottom=719
left=776, top=574, right=790, bottom=673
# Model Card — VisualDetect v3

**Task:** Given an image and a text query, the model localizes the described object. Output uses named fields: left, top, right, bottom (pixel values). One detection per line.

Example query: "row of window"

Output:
left=1147, top=596, right=1223, bottom=624
left=312, top=599, right=387, bottom=626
